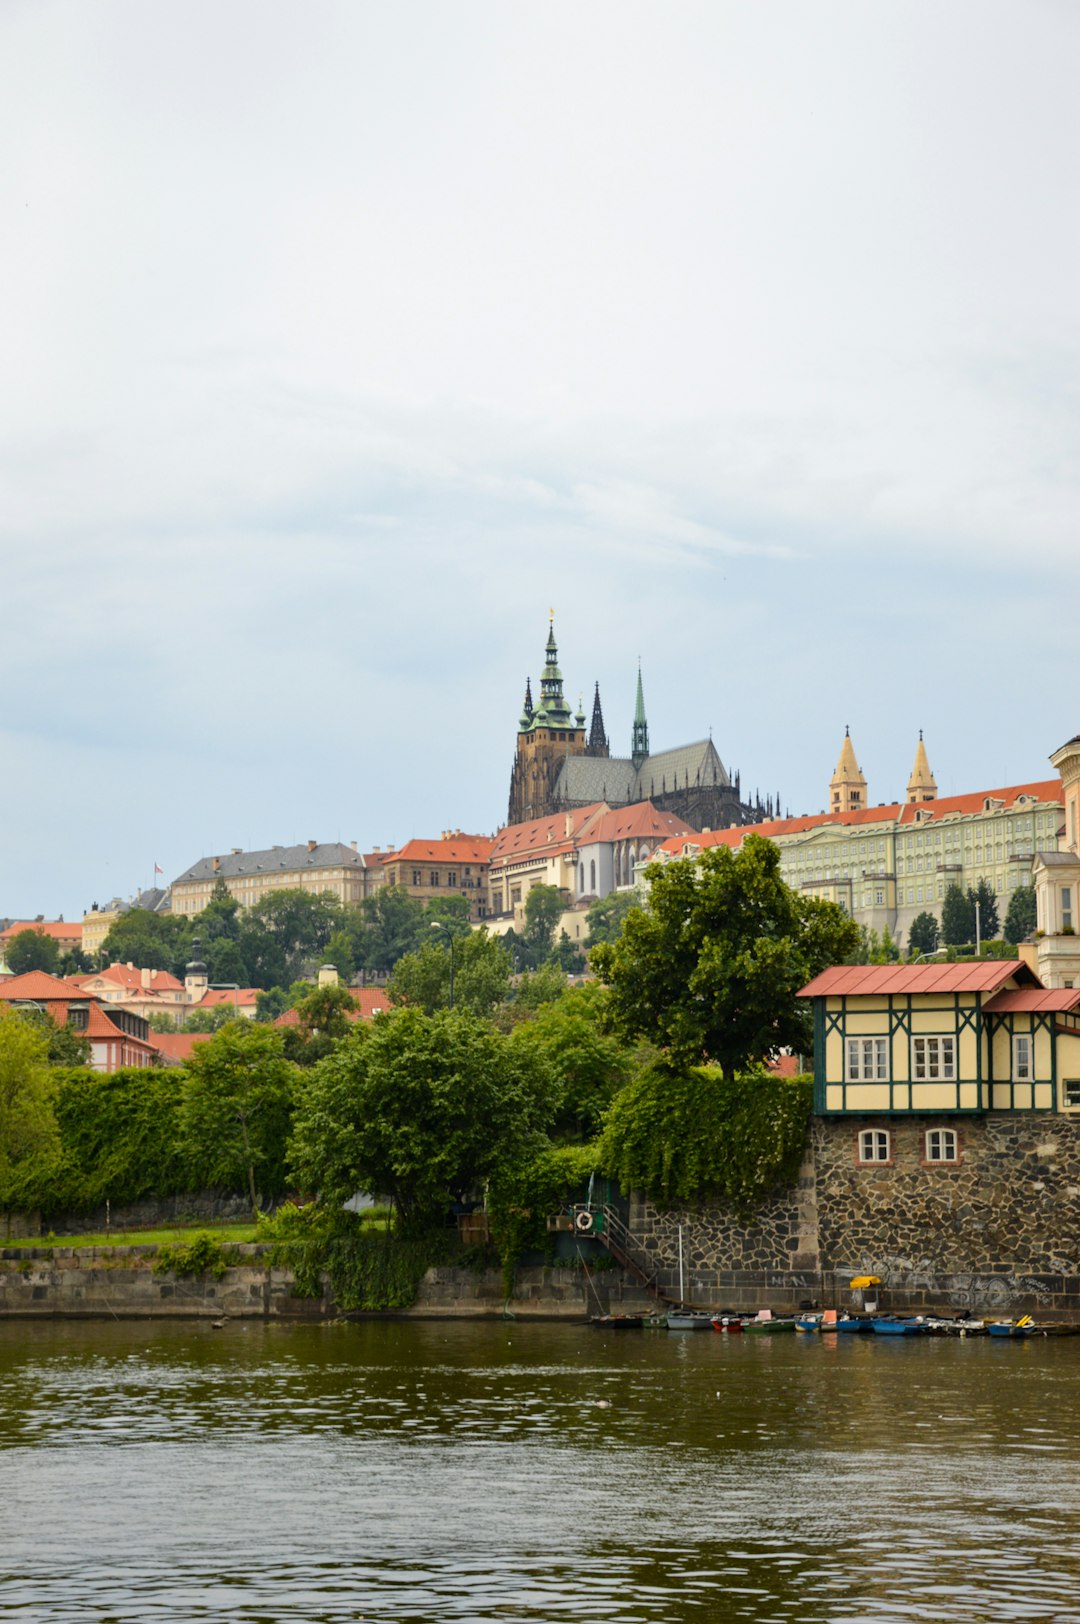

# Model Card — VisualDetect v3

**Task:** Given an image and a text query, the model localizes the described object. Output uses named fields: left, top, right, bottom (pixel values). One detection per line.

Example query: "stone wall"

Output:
left=40, top=1192, right=265, bottom=1237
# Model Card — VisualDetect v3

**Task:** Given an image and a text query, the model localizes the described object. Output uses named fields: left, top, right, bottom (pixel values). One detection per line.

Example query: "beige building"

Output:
left=1034, top=730, right=1080, bottom=989
left=653, top=733, right=1061, bottom=949
left=170, top=841, right=376, bottom=917
left=378, top=834, right=495, bottom=921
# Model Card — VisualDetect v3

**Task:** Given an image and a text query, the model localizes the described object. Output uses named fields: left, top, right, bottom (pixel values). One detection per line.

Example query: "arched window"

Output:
left=590, top=859, right=596, bottom=893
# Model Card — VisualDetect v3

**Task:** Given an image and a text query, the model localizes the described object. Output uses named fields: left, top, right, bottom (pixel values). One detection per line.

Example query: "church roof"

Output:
left=554, top=756, right=638, bottom=806
left=490, top=804, right=608, bottom=864
left=586, top=804, right=698, bottom=842
left=634, top=740, right=731, bottom=797
left=553, top=738, right=730, bottom=810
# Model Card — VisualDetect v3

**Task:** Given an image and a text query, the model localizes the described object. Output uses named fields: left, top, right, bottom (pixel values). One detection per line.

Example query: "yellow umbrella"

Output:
left=849, top=1276, right=881, bottom=1289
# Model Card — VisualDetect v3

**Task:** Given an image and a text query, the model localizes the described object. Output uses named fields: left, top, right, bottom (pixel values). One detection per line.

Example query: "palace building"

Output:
left=506, top=618, right=773, bottom=833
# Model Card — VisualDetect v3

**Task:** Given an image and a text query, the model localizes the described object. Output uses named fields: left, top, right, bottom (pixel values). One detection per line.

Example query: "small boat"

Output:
left=835, top=1315, right=874, bottom=1333
left=590, top=1315, right=644, bottom=1329
left=988, top=1316, right=1035, bottom=1338
left=870, top=1316, right=927, bottom=1336
left=742, top=1313, right=797, bottom=1335
left=710, top=1315, right=744, bottom=1334
left=666, top=1312, right=713, bottom=1330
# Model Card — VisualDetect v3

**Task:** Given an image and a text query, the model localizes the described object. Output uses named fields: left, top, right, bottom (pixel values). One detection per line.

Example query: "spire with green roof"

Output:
left=631, top=660, right=649, bottom=767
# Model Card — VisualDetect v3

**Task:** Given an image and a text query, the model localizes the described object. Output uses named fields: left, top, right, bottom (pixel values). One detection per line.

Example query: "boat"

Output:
left=742, top=1312, right=797, bottom=1334
left=835, top=1315, right=874, bottom=1333
left=590, top=1315, right=644, bottom=1329
left=666, top=1312, right=713, bottom=1330
left=870, top=1316, right=928, bottom=1336
left=988, top=1316, right=1035, bottom=1338
left=710, top=1315, right=744, bottom=1334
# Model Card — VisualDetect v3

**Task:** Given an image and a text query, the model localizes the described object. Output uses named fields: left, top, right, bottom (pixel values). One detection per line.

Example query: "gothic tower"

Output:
left=631, top=663, right=649, bottom=769
left=586, top=681, right=609, bottom=758
left=830, top=727, right=867, bottom=813
left=507, top=615, right=588, bottom=825
left=906, top=731, right=937, bottom=804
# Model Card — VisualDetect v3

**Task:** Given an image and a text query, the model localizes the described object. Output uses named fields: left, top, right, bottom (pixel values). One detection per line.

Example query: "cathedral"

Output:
left=506, top=619, right=775, bottom=831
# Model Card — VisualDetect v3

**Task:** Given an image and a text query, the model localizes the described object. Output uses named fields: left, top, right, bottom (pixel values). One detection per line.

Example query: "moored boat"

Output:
left=590, top=1315, right=644, bottom=1329
left=666, top=1312, right=713, bottom=1330
left=870, top=1316, right=928, bottom=1336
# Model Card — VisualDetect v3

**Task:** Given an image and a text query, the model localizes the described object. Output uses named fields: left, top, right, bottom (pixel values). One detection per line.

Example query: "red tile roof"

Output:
left=799, top=962, right=1036, bottom=998
left=385, top=838, right=495, bottom=865
left=587, top=803, right=698, bottom=842
left=0, top=920, right=83, bottom=945
left=273, top=987, right=390, bottom=1026
left=983, top=987, right=1080, bottom=1013
left=74, top=963, right=184, bottom=992
left=490, top=805, right=608, bottom=864
left=147, top=1031, right=214, bottom=1061
left=0, top=970, right=91, bottom=1002
left=192, top=988, right=260, bottom=1010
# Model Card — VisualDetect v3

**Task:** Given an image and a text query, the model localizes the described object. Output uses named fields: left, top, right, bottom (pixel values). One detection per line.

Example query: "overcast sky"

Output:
left=3, top=1, right=1079, bottom=920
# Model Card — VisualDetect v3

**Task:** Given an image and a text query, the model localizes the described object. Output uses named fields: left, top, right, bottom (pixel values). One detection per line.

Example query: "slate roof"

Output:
left=172, top=842, right=366, bottom=885
left=554, top=738, right=730, bottom=809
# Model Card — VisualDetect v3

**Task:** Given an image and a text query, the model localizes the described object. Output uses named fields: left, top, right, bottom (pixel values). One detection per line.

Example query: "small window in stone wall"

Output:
left=924, top=1127, right=960, bottom=1164
left=857, top=1129, right=891, bottom=1164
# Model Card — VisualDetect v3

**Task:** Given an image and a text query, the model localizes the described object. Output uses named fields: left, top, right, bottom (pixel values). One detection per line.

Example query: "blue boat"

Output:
left=870, top=1316, right=927, bottom=1336
left=988, top=1317, right=1035, bottom=1338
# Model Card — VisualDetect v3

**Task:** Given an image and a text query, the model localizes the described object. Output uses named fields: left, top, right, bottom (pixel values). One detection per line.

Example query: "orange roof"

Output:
left=192, top=988, right=260, bottom=1009
left=799, top=962, right=1035, bottom=998
left=147, top=1031, right=213, bottom=1061
left=0, top=970, right=91, bottom=1002
left=0, top=920, right=83, bottom=944
left=983, top=987, right=1080, bottom=1013
left=273, top=987, right=389, bottom=1026
left=386, top=838, right=495, bottom=865
left=74, top=963, right=184, bottom=992
left=586, top=802, right=698, bottom=842
left=895, top=780, right=1061, bottom=824
left=490, top=804, right=608, bottom=864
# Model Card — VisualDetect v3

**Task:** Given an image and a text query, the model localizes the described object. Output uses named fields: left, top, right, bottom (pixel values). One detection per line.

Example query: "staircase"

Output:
left=571, top=1204, right=689, bottom=1310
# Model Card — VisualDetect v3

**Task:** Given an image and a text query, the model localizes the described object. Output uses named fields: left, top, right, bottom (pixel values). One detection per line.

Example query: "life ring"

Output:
left=575, top=1209, right=594, bottom=1233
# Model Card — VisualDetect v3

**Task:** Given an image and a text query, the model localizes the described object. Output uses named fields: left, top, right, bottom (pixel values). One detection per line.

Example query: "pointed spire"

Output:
left=830, top=728, right=867, bottom=813
left=631, top=659, right=649, bottom=768
left=518, top=677, right=534, bottom=730
left=533, top=613, right=574, bottom=729
left=587, top=681, right=609, bottom=756
left=907, top=732, right=937, bottom=804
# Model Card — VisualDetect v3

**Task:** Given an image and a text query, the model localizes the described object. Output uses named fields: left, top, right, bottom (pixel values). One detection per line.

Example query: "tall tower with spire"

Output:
left=906, top=731, right=937, bottom=804
left=631, top=663, right=649, bottom=768
left=830, top=727, right=867, bottom=814
left=507, top=615, right=588, bottom=825
left=586, top=682, right=609, bottom=758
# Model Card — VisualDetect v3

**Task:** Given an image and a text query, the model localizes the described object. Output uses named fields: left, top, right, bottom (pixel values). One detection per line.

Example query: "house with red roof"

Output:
left=272, top=986, right=391, bottom=1029
left=378, top=833, right=495, bottom=922
left=0, top=971, right=159, bottom=1072
left=0, top=919, right=83, bottom=972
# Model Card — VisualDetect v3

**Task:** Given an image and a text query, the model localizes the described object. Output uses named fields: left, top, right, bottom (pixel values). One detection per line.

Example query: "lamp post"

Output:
left=429, top=922, right=455, bottom=1009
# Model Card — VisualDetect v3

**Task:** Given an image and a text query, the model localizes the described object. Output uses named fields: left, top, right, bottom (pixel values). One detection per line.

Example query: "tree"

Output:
left=180, top=1021, right=299, bottom=1215
left=238, top=889, right=343, bottom=988
left=971, top=879, right=999, bottom=943
left=941, top=883, right=975, bottom=947
left=521, top=884, right=563, bottom=967
left=100, top=909, right=192, bottom=976
left=388, top=931, right=512, bottom=1017
left=584, top=891, right=641, bottom=949
left=908, top=912, right=940, bottom=958
left=591, top=836, right=859, bottom=1075
left=181, top=1004, right=238, bottom=1033
left=58, top=947, right=91, bottom=977
left=509, top=983, right=631, bottom=1140
left=280, top=983, right=364, bottom=1066
left=15, top=1007, right=92, bottom=1067
left=255, top=987, right=293, bottom=1024
left=288, top=1008, right=551, bottom=1232
left=196, top=879, right=243, bottom=943
left=553, top=929, right=587, bottom=974
left=5, top=929, right=60, bottom=976
left=356, top=887, right=427, bottom=973
left=205, top=937, right=250, bottom=988
left=1004, top=885, right=1038, bottom=945
left=0, top=1006, right=60, bottom=1197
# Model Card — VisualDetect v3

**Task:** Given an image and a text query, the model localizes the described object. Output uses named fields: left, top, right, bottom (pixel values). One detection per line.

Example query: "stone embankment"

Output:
left=0, top=1245, right=651, bottom=1320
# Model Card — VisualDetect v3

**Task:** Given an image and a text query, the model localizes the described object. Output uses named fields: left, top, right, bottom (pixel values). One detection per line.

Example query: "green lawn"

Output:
left=1, top=1221, right=262, bottom=1250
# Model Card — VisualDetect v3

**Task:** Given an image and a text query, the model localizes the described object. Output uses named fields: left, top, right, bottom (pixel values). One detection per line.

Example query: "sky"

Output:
left=3, top=1, right=1079, bottom=920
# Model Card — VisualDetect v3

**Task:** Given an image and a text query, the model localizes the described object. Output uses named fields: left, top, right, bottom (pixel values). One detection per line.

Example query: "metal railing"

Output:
left=570, top=1204, right=686, bottom=1308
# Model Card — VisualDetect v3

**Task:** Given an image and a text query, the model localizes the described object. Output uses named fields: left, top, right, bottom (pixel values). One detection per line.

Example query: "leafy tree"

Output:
left=509, top=962, right=569, bottom=1016
left=876, top=925, right=901, bottom=964
left=509, top=984, right=632, bottom=1140
left=255, top=986, right=294, bottom=1024
left=423, top=896, right=472, bottom=936
left=239, top=888, right=344, bottom=987
left=197, top=879, right=243, bottom=942
left=941, top=883, right=975, bottom=947
left=100, top=909, right=192, bottom=976
left=147, top=1010, right=183, bottom=1034
left=15, top=1007, right=92, bottom=1067
left=5, top=929, right=61, bottom=975
left=180, top=1021, right=299, bottom=1215
left=971, top=879, right=999, bottom=942
left=584, top=891, right=641, bottom=949
left=58, top=948, right=91, bottom=977
left=521, top=884, right=563, bottom=967
left=323, top=928, right=357, bottom=984
left=356, top=887, right=427, bottom=972
left=908, top=912, right=940, bottom=958
left=599, top=1058, right=812, bottom=1212
left=288, top=1008, right=551, bottom=1232
left=0, top=1007, right=60, bottom=1202
left=388, top=931, right=512, bottom=1017
left=280, top=983, right=364, bottom=1066
left=182, top=1004, right=238, bottom=1033
left=553, top=929, right=587, bottom=974
left=592, top=836, right=858, bottom=1075
left=52, top=1066, right=187, bottom=1212
left=206, top=937, right=250, bottom=988
left=1004, top=885, right=1038, bottom=945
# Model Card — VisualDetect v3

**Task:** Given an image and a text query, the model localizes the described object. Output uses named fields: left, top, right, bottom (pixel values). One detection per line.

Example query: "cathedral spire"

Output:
left=830, top=726, right=867, bottom=813
left=631, top=660, right=649, bottom=768
left=906, top=730, right=937, bottom=804
left=537, top=612, right=573, bottom=728
left=519, top=677, right=534, bottom=730
left=587, top=681, right=609, bottom=757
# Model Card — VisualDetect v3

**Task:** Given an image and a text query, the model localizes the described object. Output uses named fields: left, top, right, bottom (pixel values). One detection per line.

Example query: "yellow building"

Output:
left=1033, top=729, right=1080, bottom=989
left=170, top=841, right=374, bottom=917
left=799, top=961, right=1080, bottom=1131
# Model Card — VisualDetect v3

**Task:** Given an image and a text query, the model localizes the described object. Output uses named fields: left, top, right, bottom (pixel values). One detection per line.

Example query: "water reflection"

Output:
left=2, top=1321, right=1080, bottom=1621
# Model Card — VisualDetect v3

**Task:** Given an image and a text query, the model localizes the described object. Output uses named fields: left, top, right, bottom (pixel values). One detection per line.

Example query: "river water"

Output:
left=2, top=1318, right=1080, bottom=1623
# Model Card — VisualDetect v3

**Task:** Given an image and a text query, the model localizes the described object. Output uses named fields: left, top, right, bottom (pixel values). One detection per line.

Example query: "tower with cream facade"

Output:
left=829, top=728, right=867, bottom=814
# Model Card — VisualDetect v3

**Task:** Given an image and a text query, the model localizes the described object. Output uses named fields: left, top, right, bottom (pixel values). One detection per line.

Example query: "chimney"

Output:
left=307, top=839, right=317, bottom=853
left=565, top=814, right=573, bottom=838
left=211, top=856, right=221, bottom=872
left=351, top=840, right=358, bottom=851
left=141, top=967, right=151, bottom=989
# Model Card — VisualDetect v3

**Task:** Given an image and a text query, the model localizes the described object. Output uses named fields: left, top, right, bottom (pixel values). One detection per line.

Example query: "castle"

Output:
left=506, top=618, right=773, bottom=832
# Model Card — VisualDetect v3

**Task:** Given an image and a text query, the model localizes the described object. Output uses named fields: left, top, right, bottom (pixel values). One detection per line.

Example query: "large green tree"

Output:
left=388, top=931, right=512, bottom=1017
left=0, top=1007, right=60, bottom=1202
left=180, top=1021, right=299, bottom=1215
left=591, top=836, right=858, bottom=1074
left=1004, top=885, right=1038, bottom=945
left=289, top=1008, right=551, bottom=1231
left=509, top=983, right=631, bottom=1140
left=100, top=909, right=192, bottom=976
left=941, top=883, right=975, bottom=947
left=356, top=887, right=427, bottom=973
left=520, top=884, right=564, bottom=967
left=238, top=889, right=343, bottom=987
left=971, top=878, right=999, bottom=942
left=584, top=890, right=641, bottom=949
left=907, top=912, right=940, bottom=958
left=5, top=929, right=60, bottom=976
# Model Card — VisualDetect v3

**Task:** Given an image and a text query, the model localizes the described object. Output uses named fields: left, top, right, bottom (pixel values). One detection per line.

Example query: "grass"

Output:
left=1, top=1220, right=261, bottom=1250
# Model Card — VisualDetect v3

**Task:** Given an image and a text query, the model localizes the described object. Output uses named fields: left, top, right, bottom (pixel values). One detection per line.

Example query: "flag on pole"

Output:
left=154, top=863, right=163, bottom=876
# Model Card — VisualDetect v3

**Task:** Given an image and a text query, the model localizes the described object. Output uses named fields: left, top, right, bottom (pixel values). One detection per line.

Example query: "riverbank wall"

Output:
left=0, top=1246, right=653, bottom=1321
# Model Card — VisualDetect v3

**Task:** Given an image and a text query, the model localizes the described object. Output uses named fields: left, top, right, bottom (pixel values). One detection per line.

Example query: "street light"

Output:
left=429, top=922, right=455, bottom=1009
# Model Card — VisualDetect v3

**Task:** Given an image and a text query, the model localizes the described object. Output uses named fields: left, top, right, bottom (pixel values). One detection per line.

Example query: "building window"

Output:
left=925, top=1128, right=959, bottom=1163
left=845, top=1037, right=889, bottom=1082
left=1064, top=1080, right=1080, bottom=1109
left=857, top=1129, right=891, bottom=1163
left=912, top=1035, right=955, bottom=1081
left=1063, top=888, right=1074, bottom=931
left=429, top=871, right=439, bottom=887
left=447, top=871, right=457, bottom=887
left=1013, top=1034, right=1031, bottom=1080
left=412, top=870, right=422, bottom=886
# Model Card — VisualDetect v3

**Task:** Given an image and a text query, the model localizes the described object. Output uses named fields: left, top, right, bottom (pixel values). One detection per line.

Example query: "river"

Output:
left=2, top=1318, right=1079, bottom=1622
